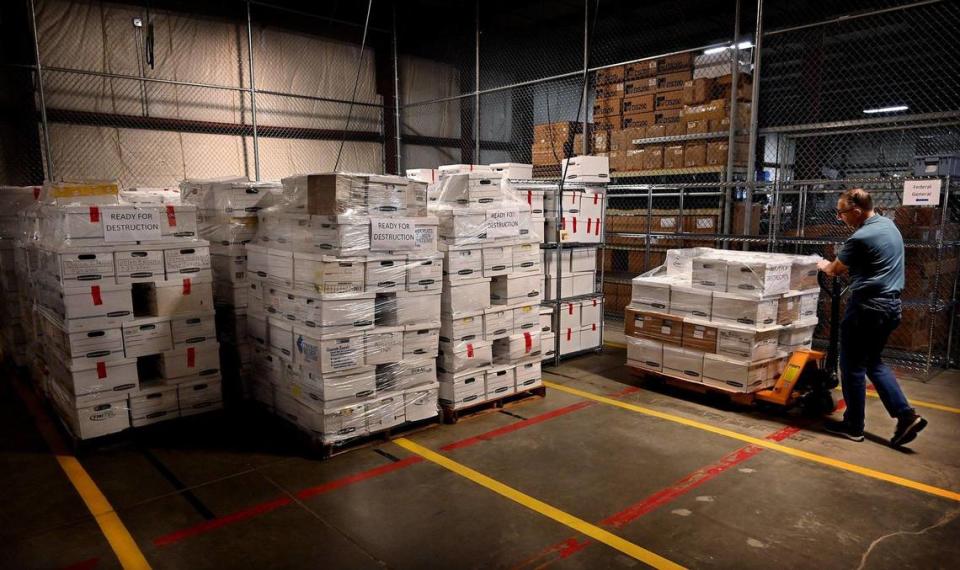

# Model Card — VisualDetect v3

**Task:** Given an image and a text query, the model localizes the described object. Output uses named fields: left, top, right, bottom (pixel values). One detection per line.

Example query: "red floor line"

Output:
left=153, top=384, right=628, bottom=547
left=154, top=496, right=292, bottom=547
left=513, top=422, right=808, bottom=569
left=296, top=456, right=423, bottom=500
left=440, top=401, right=595, bottom=452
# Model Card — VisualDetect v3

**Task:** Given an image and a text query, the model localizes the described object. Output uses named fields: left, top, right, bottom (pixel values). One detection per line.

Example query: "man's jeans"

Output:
left=839, top=295, right=914, bottom=432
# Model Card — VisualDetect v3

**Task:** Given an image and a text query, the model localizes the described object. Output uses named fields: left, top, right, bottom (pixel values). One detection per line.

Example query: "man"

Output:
left=817, top=188, right=927, bottom=447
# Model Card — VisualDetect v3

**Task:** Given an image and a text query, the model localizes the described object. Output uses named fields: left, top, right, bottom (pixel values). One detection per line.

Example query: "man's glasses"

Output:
left=835, top=206, right=857, bottom=218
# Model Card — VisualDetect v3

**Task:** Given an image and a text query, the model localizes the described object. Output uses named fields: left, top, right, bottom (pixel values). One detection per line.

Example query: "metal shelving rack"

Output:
left=513, top=178, right=607, bottom=366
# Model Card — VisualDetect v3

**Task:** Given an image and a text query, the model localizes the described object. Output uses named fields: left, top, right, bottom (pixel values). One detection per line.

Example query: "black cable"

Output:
left=334, top=0, right=374, bottom=172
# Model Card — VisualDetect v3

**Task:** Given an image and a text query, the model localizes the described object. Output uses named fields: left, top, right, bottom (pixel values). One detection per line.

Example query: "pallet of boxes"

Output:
left=598, top=51, right=752, bottom=175
left=180, top=177, right=283, bottom=399
left=244, top=172, right=442, bottom=453
left=540, top=157, right=607, bottom=359
left=625, top=247, right=821, bottom=399
left=0, top=186, right=40, bottom=366
left=24, top=181, right=222, bottom=442
left=430, top=165, right=545, bottom=423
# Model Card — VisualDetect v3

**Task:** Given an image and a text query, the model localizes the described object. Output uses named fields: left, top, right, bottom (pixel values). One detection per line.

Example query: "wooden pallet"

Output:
left=628, top=365, right=757, bottom=406
left=440, top=385, right=547, bottom=424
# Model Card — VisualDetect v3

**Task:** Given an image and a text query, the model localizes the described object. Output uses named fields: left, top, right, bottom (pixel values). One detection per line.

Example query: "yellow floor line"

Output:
left=867, top=391, right=960, bottom=415
left=15, top=381, right=151, bottom=569
left=545, top=381, right=960, bottom=503
left=394, top=438, right=685, bottom=570
left=603, top=341, right=627, bottom=349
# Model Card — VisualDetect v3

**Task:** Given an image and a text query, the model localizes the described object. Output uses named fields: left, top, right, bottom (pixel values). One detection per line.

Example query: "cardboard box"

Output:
left=49, top=380, right=130, bottom=440
left=302, top=292, right=375, bottom=330
left=294, top=327, right=366, bottom=376
left=712, top=292, right=779, bottom=326
left=50, top=355, right=138, bottom=397
left=438, top=369, right=486, bottom=409
left=581, top=296, right=603, bottom=326
left=702, top=353, right=769, bottom=393
left=655, top=89, right=684, bottom=110
left=491, top=273, right=540, bottom=305
left=308, top=215, right=371, bottom=256
left=726, top=259, right=792, bottom=297
left=657, top=71, right=693, bottom=92
left=716, top=324, right=781, bottom=360
left=513, top=304, right=540, bottom=333
left=789, top=259, right=820, bottom=291
left=595, top=82, right=625, bottom=99
left=541, top=331, right=557, bottom=360
left=596, top=65, right=625, bottom=85
left=684, top=143, right=707, bottom=167
left=683, top=99, right=728, bottom=122
left=562, top=156, right=610, bottom=183
left=114, top=248, right=165, bottom=283
left=513, top=243, right=540, bottom=273
left=706, top=141, right=728, bottom=166
left=625, top=78, right=658, bottom=96
left=178, top=375, right=222, bottom=408
left=438, top=339, right=492, bottom=373
left=658, top=53, right=693, bottom=73
left=58, top=282, right=134, bottom=325
left=686, top=120, right=709, bottom=135
left=292, top=253, right=365, bottom=295
left=625, top=308, right=682, bottom=344
left=382, top=290, right=441, bottom=327
left=682, top=318, right=718, bottom=352
left=622, top=148, right=645, bottom=171
left=482, top=246, right=513, bottom=277
left=164, top=245, right=211, bottom=279
left=365, top=255, right=407, bottom=293
left=494, top=331, right=541, bottom=362
left=171, top=312, right=217, bottom=347
left=625, top=60, right=658, bottom=80
left=489, top=163, right=534, bottom=180
left=57, top=325, right=125, bottom=365
left=664, top=145, right=685, bottom=169
left=160, top=343, right=220, bottom=379
left=682, top=78, right=716, bottom=105
left=644, top=124, right=665, bottom=138
left=622, top=112, right=656, bottom=130
left=404, top=381, right=439, bottom=421
left=122, top=317, right=173, bottom=358
left=626, top=336, right=663, bottom=371
left=655, top=109, right=683, bottom=124
left=442, top=245, right=483, bottom=281
left=407, top=255, right=442, bottom=292
left=441, top=278, right=490, bottom=314
left=514, top=359, right=542, bottom=391
left=559, top=326, right=581, bottom=355
left=144, top=279, right=214, bottom=316
left=364, top=326, right=404, bottom=365
left=778, top=291, right=819, bottom=325
left=669, top=284, right=713, bottom=318
left=440, top=309, right=484, bottom=343
left=665, top=121, right=686, bottom=137
left=630, top=275, right=673, bottom=311
left=130, top=383, right=180, bottom=427
left=623, top=93, right=655, bottom=114
left=483, top=306, right=514, bottom=340
left=298, top=365, right=376, bottom=404
left=644, top=146, right=665, bottom=170
left=52, top=249, right=115, bottom=287
left=692, top=257, right=727, bottom=291
left=593, top=96, right=623, bottom=118
left=663, top=345, right=705, bottom=381
left=403, top=324, right=440, bottom=357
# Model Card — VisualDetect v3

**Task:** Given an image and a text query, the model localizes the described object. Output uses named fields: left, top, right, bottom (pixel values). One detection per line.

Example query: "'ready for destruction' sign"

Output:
left=103, top=207, right=161, bottom=242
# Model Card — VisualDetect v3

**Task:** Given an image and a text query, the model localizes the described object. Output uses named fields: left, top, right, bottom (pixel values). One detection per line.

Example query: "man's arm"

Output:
left=817, top=257, right=848, bottom=277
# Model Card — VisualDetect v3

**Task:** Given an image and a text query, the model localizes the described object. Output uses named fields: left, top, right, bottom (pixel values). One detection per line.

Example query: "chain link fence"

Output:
left=2, top=0, right=958, bottom=371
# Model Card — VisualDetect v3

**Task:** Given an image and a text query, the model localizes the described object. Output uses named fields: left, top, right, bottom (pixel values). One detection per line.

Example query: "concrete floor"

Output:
left=2, top=323, right=959, bottom=569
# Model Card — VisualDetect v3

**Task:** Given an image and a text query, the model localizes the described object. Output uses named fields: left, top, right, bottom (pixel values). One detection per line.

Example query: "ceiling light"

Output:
left=736, top=41, right=752, bottom=49
left=863, top=105, right=909, bottom=114
left=703, top=46, right=729, bottom=55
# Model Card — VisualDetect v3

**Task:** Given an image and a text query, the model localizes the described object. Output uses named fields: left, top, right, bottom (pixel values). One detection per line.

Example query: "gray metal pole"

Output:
left=474, top=0, right=480, bottom=162
left=28, top=0, right=54, bottom=181
left=927, top=174, right=951, bottom=374
left=246, top=1, right=261, bottom=181
left=582, top=0, right=589, bottom=155
left=722, top=0, right=742, bottom=247
left=392, top=3, right=402, bottom=175
left=742, top=0, right=764, bottom=250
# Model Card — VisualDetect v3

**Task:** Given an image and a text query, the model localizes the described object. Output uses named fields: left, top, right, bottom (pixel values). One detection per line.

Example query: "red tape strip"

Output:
left=572, top=217, right=577, bottom=233
left=595, top=217, right=600, bottom=235
left=96, top=362, right=107, bottom=379
left=182, top=278, right=192, bottom=295
left=587, top=219, right=592, bottom=234
left=89, top=206, right=100, bottom=223
left=91, top=285, right=103, bottom=306
left=187, top=347, right=196, bottom=368
left=524, top=331, right=532, bottom=352
left=466, top=343, right=474, bottom=358
left=567, top=328, right=572, bottom=341
left=568, top=303, right=574, bottom=315
left=166, top=205, right=177, bottom=227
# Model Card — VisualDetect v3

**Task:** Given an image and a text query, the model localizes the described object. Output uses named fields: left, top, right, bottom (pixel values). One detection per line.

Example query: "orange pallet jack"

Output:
left=754, top=274, right=840, bottom=414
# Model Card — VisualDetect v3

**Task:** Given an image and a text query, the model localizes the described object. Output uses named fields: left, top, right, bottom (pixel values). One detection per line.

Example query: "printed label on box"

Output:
left=104, top=208, right=161, bottom=242
left=371, top=218, right=417, bottom=251
left=327, top=339, right=360, bottom=370
left=486, top=208, right=520, bottom=238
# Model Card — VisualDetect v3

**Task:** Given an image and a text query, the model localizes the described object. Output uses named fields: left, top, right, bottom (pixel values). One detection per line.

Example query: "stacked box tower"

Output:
left=20, top=181, right=223, bottom=440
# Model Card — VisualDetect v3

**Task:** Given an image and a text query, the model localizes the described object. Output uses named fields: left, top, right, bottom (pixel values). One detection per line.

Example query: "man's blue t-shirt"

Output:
left=837, top=215, right=905, bottom=295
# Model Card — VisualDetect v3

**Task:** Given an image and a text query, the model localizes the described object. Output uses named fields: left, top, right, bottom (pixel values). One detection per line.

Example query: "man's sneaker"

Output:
left=824, top=419, right=865, bottom=442
left=891, top=414, right=928, bottom=447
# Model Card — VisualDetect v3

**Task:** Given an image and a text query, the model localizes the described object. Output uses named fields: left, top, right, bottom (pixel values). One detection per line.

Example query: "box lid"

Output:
left=121, top=316, right=172, bottom=330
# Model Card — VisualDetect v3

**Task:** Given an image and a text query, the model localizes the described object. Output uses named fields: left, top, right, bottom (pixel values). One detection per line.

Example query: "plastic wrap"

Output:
left=626, top=248, right=822, bottom=393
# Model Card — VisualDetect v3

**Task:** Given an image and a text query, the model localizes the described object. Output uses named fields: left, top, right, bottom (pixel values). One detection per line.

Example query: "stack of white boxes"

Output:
left=626, top=247, right=820, bottom=393
left=429, top=166, right=545, bottom=414
left=539, top=156, right=608, bottom=359
left=20, top=181, right=222, bottom=440
left=0, top=186, right=40, bottom=365
left=244, top=172, right=442, bottom=445
left=180, top=177, right=282, bottom=394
